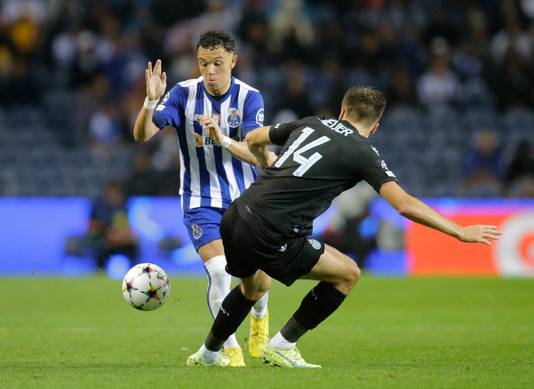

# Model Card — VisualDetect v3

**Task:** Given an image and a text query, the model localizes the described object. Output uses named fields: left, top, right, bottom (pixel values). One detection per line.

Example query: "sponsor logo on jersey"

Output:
left=194, top=133, right=204, bottom=147
left=191, top=224, right=203, bottom=240
left=227, top=108, right=242, bottom=128
left=256, top=108, right=264, bottom=126
left=278, top=243, right=288, bottom=253
left=308, top=238, right=321, bottom=250
left=194, top=133, right=223, bottom=147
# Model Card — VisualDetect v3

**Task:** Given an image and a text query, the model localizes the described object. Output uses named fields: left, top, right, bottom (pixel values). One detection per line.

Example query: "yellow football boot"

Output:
left=261, top=345, right=321, bottom=368
left=248, top=310, right=269, bottom=358
left=186, top=351, right=230, bottom=367
left=223, top=347, right=246, bottom=367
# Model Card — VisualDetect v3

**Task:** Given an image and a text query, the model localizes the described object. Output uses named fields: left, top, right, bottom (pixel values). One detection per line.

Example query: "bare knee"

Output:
left=240, top=274, right=271, bottom=301
left=335, top=258, right=361, bottom=294
left=240, top=284, right=269, bottom=302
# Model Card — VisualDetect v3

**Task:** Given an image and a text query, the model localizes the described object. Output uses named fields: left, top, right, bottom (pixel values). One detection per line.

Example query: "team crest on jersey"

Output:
left=308, top=239, right=321, bottom=250
left=226, top=108, right=242, bottom=128
left=191, top=224, right=203, bottom=240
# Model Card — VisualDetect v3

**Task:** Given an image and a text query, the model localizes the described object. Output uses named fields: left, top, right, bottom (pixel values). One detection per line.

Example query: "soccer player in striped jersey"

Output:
left=133, top=31, right=272, bottom=366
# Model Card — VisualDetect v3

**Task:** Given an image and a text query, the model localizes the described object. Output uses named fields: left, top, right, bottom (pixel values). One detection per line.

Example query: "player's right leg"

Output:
left=198, top=240, right=246, bottom=366
left=182, top=206, right=244, bottom=365
left=263, top=244, right=361, bottom=368
left=187, top=202, right=270, bottom=367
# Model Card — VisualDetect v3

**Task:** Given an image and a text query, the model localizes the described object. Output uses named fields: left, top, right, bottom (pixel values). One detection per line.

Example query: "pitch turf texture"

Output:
left=1, top=277, right=533, bottom=388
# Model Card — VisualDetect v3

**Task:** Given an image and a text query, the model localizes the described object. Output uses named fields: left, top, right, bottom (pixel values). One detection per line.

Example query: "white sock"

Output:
left=204, top=255, right=240, bottom=349
left=252, top=291, right=269, bottom=318
left=199, top=344, right=220, bottom=364
left=268, top=331, right=296, bottom=349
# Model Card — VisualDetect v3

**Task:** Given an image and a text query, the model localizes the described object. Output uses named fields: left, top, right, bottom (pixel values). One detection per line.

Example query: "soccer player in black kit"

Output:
left=186, top=87, right=501, bottom=368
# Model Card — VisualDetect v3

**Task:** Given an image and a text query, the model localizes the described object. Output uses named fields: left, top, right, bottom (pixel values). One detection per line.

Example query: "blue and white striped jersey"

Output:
left=152, top=76, right=264, bottom=211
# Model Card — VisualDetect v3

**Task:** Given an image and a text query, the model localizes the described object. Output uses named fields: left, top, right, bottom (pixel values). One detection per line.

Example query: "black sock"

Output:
left=280, top=317, right=308, bottom=343
left=287, top=281, right=346, bottom=341
left=204, top=285, right=256, bottom=352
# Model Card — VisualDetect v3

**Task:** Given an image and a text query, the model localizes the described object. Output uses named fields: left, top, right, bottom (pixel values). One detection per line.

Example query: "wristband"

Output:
left=144, top=97, right=159, bottom=110
left=220, top=135, right=232, bottom=149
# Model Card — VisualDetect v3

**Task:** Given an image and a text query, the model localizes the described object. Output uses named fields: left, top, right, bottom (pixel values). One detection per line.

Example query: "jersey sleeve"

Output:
left=152, top=84, right=186, bottom=129
left=241, top=90, right=264, bottom=135
left=358, top=146, right=398, bottom=192
left=269, top=120, right=302, bottom=146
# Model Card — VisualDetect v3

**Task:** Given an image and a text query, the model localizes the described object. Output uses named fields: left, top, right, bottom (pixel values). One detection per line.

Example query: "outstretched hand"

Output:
left=458, top=225, right=501, bottom=245
left=146, top=59, right=167, bottom=100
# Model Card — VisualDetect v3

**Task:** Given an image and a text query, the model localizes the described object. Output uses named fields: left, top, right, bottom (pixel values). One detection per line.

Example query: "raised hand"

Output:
left=459, top=225, right=502, bottom=245
left=146, top=59, right=167, bottom=100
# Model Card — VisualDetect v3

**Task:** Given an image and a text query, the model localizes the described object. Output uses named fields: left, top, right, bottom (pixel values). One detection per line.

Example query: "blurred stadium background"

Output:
left=0, top=0, right=533, bottom=277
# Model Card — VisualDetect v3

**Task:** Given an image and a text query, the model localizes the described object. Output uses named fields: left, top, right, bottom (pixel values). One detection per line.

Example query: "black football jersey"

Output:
left=239, top=116, right=397, bottom=237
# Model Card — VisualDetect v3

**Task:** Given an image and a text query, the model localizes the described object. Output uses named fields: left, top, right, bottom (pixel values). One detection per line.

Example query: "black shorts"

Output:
left=220, top=200, right=325, bottom=286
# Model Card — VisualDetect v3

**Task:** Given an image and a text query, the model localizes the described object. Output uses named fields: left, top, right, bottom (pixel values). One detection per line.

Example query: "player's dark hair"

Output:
left=197, top=31, right=236, bottom=53
left=342, top=86, right=386, bottom=125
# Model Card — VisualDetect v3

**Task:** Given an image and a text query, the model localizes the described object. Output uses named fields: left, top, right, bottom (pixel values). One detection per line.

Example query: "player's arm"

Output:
left=379, top=181, right=501, bottom=245
left=133, top=60, right=167, bottom=142
left=244, top=126, right=277, bottom=167
left=199, top=115, right=261, bottom=165
left=245, top=120, right=302, bottom=166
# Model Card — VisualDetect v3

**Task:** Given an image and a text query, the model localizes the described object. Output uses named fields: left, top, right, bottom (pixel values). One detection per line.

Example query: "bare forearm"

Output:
left=226, top=140, right=259, bottom=165
left=248, top=144, right=269, bottom=166
left=133, top=107, right=159, bottom=142
left=400, top=196, right=462, bottom=239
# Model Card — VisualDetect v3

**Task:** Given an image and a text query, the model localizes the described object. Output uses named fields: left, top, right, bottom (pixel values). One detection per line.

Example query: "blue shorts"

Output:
left=183, top=207, right=226, bottom=252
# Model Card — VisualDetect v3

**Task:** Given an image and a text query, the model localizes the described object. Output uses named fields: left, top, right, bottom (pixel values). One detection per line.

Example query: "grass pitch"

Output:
left=1, top=276, right=533, bottom=388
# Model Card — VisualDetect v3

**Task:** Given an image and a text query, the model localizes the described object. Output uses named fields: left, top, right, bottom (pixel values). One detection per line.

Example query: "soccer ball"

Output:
left=122, top=263, right=170, bottom=311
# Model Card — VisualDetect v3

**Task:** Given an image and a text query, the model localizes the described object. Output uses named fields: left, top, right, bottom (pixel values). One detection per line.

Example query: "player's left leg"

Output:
left=186, top=270, right=271, bottom=367
left=263, top=244, right=361, bottom=368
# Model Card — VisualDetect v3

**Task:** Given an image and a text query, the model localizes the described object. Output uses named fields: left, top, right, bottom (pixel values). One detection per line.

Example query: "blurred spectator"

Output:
left=273, top=61, right=314, bottom=118
left=463, top=130, right=504, bottom=197
left=417, top=38, right=459, bottom=110
left=489, top=46, right=533, bottom=110
left=269, top=0, right=314, bottom=60
left=0, top=0, right=533, bottom=201
left=88, top=181, right=139, bottom=270
left=504, top=140, right=534, bottom=197
left=491, top=16, right=532, bottom=63
left=127, top=151, right=162, bottom=196
left=87, top=102, right=124, bottom=155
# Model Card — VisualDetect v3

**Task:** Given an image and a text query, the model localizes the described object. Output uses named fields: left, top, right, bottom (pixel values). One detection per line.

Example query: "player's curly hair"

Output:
left=197, top=31, right=236, bottom=52
left=342, top=86, right=386, bottom=125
